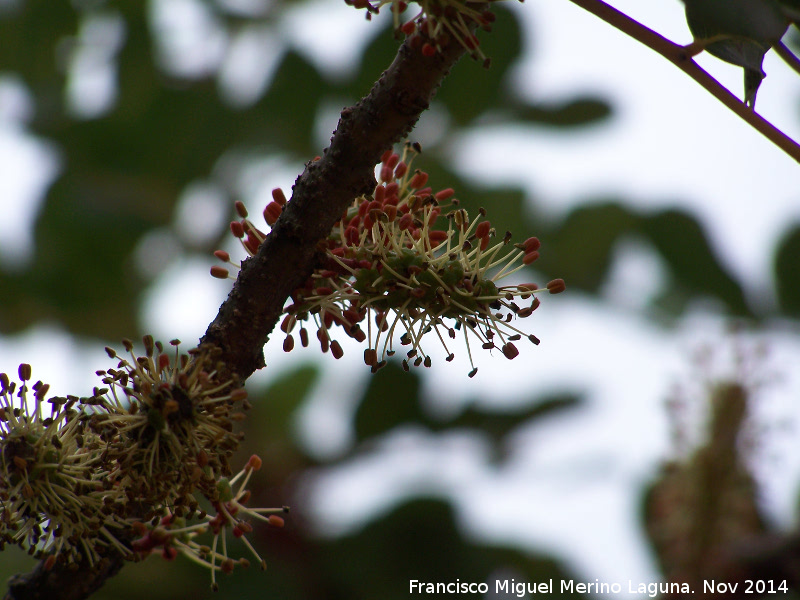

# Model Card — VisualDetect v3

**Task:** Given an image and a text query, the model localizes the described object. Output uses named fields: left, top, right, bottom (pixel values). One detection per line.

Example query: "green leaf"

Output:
left=0, top=3, right=331, bottom=337
left=316, top=499, right=588, bottom=600
left=236, top=363, right=321, bottom=476
left=249, top=50, right=328, bottom=156
left=774, top=224, right=800, bottom=316
left=0, top=3, right=78, bottom=104
left=435, top=5, right=523, bottom=125
left=642, top=209, right=750, bottom=315
left=245, top=362, right=320, bottom=441
left=543, top=202, right=640, bottom=293
left=15, top=172, right=153, bottom=339
left=507, top=96, right=613, bottom=128
left=336, top=20, right=400, bottom=101
left=354, top=361, right=424, bottom=442
left=354, top=361, right=581, bottom=465
left=445, top=394, right=581, bottom=444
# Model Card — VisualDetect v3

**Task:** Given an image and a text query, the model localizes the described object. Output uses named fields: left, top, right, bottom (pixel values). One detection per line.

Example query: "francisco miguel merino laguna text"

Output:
left=409, top=578, right=697, bottom=597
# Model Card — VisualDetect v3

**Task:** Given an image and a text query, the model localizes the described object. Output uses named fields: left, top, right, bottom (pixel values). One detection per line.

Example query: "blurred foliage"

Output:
left=354, top=361, right=581, bottom=462
left=0, top=0, right=794, bottom=598
left=775, top=223, right=800, bottom=316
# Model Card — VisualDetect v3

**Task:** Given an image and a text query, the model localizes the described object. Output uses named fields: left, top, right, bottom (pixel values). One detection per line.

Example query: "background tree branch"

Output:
left=566, top=0, right=800, bottom=164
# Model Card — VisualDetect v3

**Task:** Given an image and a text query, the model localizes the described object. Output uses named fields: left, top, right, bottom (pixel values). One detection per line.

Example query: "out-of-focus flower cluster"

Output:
left=344, top=0, right=517, bottom=66
left=213, top=143, right=564, bottom=378
left=0, top=340, right=286, bottom=588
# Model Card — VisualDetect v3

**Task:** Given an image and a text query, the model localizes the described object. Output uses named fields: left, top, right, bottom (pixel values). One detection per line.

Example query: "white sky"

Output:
left=1, top=0, right=800, bottom=593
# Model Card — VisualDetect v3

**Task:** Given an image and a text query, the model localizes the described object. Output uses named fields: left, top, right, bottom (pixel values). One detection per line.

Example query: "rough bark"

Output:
left=200, top=35, right=469, bottom=384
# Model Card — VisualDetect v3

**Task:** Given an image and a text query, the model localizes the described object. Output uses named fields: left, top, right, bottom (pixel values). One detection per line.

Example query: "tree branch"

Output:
left=200, top=34, right=471, bottom=384
left=4, top=27, right=471, bottom=600
left=565, top=0, right=800, bottom=164
left=4, top=555, right=125, bottom=600
left=775, top=40, right=800, bottom=76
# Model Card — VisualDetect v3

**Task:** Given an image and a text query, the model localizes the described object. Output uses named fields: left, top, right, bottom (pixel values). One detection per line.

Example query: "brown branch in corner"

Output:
left=565, top=0, right=800, bottom=164
left=4, top=555, right=125, bottom=600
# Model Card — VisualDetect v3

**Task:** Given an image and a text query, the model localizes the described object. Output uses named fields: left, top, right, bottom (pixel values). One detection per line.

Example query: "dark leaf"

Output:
left=774, top=223, right=800, bottom=316
left=354, top=361, right=581, bottom=463
left=507, top=96, right=613, bottom=127
left=642, top=209, right=750, bottom=315
left=315, top=498, right=588, bottom=600
left=543, top=201, right=639, bottom=292
left=434, top=5, right=523, bottom=125
left=354, top=361, right=424, bottom=442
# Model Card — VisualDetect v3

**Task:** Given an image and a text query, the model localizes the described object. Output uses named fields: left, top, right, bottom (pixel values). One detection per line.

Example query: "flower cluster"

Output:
left=344, top=0, right=512, bottom=66
left=0, top=340, right=284, bottom=588
left=0, top=364, right=122, bottom=567
left=213, top=143, right=564, bottom=378
left=130, top=455, right=288, bottom=592
left=91, top=339, right=246, bottom=509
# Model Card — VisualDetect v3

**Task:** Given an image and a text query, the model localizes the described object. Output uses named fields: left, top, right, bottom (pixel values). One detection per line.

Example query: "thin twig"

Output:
left=566, top=0, right=800, bottom=164
left=775, top=40, right=800, bottom=76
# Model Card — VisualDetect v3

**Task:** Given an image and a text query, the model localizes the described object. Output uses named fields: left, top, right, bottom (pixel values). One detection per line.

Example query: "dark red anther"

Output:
left=427, top=207, right=441, bottom=227
left=345, top=226, right=360, bottom=246
left=546, top=278, right=566, bottom=294
left=272, top=188, right=288, bottom=205
left=523, top=251, right=539, bottom=265
left=230, top=221, right=245, bottom=238
left=435, top=188, right=455, bottom=201
left=522, top=237, right=541, bottom=253
left=501, top=343, right=519, bottom=359
left=264, top=201, right=282, bottom=225
left=429, top=230, right=448, bottom=245
left=394, top=161, right=408, bottom=179
left=364, top=348, right=378, bottom=366
left=210, top=266, right=229, bottom=279
left=317, top=329, right=329, bottom=353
